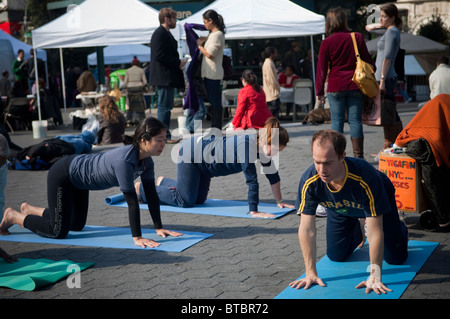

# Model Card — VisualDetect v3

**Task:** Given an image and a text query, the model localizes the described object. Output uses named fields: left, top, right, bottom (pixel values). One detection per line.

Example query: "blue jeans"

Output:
left=327, top=89, right=364, bottom=138
left=204, top=78, right=223, bottom=129
left=186, top=98, right=206, bottom=133
left=157, top=86, right=175, bottom=139
left=140, top=162, right=211, bottom=207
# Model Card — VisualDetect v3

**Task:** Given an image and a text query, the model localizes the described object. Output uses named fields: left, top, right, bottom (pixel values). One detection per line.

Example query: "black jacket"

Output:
left=149, top=25, right=185, bottom=90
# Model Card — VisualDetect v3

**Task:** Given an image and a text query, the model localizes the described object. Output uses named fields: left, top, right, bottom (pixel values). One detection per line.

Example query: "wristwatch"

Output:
left=381, top=75, right=385, bottom=80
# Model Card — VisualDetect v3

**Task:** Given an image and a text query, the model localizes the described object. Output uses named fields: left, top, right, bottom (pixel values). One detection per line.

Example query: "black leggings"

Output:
left=23, top=155, right=89, bottom=239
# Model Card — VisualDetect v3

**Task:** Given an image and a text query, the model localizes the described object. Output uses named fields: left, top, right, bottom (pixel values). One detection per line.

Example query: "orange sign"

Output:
left=378, top=153, right=419, bottom=212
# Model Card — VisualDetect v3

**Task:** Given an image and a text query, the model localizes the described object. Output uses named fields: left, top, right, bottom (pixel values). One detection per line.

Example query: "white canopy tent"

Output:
left=180, top=0, right=325, bottom=93
left=30, top=0, right=161, bottom=122
left=180, top=0, right=325, bottom=39
left=87, top=44, right=151, bottom=66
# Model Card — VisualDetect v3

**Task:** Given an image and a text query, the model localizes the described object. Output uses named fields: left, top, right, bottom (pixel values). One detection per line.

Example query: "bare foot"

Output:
left=156, top=176, right=164, bottom=186
left=0, top=208, right=20, bottom=235
left=20, top=202, right=32, bottom=216
left=250, top=212, right=275, bottom=219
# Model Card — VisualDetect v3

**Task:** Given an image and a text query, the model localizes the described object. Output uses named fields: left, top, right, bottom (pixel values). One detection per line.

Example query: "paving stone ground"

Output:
left=1, top=104, right=449, bottom=304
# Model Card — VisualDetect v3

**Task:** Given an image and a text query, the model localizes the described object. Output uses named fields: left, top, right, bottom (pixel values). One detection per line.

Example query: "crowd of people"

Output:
left=1, top=4, right=449, bottom=296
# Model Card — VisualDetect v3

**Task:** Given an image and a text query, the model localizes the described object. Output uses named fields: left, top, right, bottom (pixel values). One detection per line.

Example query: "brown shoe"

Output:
left=166, top=139, right=180, bottom=144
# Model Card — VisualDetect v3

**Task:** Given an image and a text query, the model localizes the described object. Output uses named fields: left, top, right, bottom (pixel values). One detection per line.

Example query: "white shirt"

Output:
left=429, top=63, right=450, bottom=99
left=201, top=31, right=224, bottom=80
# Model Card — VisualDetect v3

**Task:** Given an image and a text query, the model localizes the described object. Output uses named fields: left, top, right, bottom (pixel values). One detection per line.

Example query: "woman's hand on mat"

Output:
left=156, top=228, right=183, bottom=238
left=277, top=201, right=294, bottom=209
left=356, top=276, right=392, bottom=295
left=250, top=211, right=275, bottom=219
left=133, top=236, right=161, bottom=248
left=289, top=275, right=325, bottom=290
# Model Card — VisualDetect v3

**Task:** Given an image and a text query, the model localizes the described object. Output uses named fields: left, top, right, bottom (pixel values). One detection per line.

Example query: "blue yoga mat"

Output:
left=275, top=240, right=438, bottom=299
left=105, top=194, right=294, bottom=219
left=0, top=225, right=213, bottom=252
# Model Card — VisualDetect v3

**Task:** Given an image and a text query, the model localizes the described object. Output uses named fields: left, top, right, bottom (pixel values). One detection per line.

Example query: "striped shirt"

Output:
left=296, top=157, right=393, bottom=218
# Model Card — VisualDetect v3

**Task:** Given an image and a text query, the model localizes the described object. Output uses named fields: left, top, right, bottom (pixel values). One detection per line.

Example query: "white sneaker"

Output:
left=316, top=205, right=328, bottom=217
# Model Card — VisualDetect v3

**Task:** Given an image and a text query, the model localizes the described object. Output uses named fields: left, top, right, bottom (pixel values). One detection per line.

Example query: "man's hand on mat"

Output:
left=156, top=228, right=183, bottom=238
left=356, top=276, right=392, bottom=295
left=277, top=201, right=294, bottom=209
left=133, top=236, right=161, bottom=248
left=289, top=275, right=326, bottom=290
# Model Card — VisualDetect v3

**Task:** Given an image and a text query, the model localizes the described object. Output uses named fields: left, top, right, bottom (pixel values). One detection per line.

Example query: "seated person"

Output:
left=97, top=95, right=126, bottom=145
left=278, top=65, right=299, bottom=116
left=232, top=70, right=273, bottom=130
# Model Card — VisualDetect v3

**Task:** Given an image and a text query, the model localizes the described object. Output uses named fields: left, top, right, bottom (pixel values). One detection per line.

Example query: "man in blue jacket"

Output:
left=149, top=8, right=186, bottom=144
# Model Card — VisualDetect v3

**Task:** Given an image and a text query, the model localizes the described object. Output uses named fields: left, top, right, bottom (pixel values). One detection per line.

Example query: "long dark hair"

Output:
left=203, top=9, right=226, bottom=33
left=380, top=4, right=402, bottom=27
left=241, top=69, right=261, bottom=92
left=123, top=117, right=166, bottom=148
left=325, top=7, right=350, bottom=36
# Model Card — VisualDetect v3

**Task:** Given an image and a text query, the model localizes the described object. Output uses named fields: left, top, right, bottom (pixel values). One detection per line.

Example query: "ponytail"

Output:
left=123, top=117, right=166, bottom=148
left=203, top=9, right=226, bottom=34
left=241, top=69, right=260, bottom=92
left=258, top=117, right=289, bottom=147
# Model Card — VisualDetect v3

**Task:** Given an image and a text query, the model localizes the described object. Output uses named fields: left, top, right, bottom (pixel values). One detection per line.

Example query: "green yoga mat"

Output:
left=0, top=258, right=94, bottom=291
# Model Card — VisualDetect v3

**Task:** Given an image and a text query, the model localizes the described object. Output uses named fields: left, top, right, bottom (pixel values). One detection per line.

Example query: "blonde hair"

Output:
left=258, top=117, right=289, bottom=147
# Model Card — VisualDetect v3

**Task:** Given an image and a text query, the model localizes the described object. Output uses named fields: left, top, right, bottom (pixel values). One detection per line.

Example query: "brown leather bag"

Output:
left=351, top=32, right=379, bottom=98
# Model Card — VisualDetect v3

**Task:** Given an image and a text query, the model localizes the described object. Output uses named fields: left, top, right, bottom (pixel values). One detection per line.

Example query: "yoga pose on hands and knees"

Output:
left=0, top=117, right=182, bottom=248
left=290, top=130, right=408, bottom=295
left=137, top=117, right=294, bottom=218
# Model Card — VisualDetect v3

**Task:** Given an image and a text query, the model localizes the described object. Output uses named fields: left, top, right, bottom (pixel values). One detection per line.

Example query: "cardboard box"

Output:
left=378, top=152, right=427, bottom=213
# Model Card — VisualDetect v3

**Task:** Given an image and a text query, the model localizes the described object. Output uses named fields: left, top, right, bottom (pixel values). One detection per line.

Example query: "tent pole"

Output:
left=59, top=48, right=67, bottom=112
left=310, top=35, right=316, bottom=97
left=32, top=37, right=42, bottom=122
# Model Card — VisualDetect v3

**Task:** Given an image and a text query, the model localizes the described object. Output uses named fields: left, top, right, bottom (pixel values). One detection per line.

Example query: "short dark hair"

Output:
left=437, top=56, right=449, bottom=65
left=311, top=130, right=347, bottom=158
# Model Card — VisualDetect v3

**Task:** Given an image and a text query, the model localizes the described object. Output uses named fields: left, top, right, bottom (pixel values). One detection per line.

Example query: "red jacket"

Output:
left=316, top=31, right=375, bottom=96
left=232, top=84, right=273, bottom=130
left=278, top=72, right=299, bottom=88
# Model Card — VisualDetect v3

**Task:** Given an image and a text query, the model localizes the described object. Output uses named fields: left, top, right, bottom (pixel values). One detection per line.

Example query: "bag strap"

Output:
left=350, top=32, right=360, bottom=58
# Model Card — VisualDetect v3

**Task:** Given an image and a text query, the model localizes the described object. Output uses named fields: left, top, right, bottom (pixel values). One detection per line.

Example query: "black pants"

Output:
left=23, top=155, right=89, bottom=239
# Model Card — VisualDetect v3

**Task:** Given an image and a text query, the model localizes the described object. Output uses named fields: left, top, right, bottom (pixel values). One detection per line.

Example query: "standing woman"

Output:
left=232, top=69, right=273, bottom=130
left=261, top=47, right=281, bottom=118
left=197, top=9, right=226, bottom=130
left=376, top=4, right=403, bottom=149
left=0, top=117, right=182, bottom=248
left=316, top=7, right=374, bottom=159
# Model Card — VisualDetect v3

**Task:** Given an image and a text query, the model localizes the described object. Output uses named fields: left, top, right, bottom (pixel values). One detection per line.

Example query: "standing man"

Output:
left=11, top=49, right=27, bottom=92
left=290, top=130, right=408, bottom=295
left=149, top=8, right=186, bottom=144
